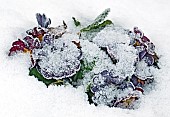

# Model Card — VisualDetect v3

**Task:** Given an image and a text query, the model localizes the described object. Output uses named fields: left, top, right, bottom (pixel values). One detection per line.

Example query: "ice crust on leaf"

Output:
left=94, top=8, right=110, bottom=24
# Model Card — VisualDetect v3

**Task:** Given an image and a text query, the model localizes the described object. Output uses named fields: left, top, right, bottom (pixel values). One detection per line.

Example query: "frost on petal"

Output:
left=89, top=70, right=142, bottom=109
left=33, top=34, right=82, bottom=79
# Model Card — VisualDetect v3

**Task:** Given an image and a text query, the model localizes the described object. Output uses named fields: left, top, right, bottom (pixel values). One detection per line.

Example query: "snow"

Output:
left=34, top=33, right=81, bottom=79
left=0, top=0, right=170, bottom=117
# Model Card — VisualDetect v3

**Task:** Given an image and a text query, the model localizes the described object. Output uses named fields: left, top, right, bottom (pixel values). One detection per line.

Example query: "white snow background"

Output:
left=0, top=0, right=170, bottom=117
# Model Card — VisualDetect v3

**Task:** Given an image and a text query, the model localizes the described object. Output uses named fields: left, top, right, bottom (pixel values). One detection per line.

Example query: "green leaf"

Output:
left=70, top=59, right=95, bottom=86
left=86, top=84, right=94, bottom=104
left=80, top=20, right=113, bottom=32
left=80, top=8, right=112, bottom=32
left=29, top=67, right=63, bottom=87
left=94, top=8, right=110, bottom=24
left=72, top=17, right=81, bottom=27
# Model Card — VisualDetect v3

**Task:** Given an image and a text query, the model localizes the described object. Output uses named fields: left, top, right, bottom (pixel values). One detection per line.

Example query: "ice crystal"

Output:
left=33, top=33, right=82, bottom=79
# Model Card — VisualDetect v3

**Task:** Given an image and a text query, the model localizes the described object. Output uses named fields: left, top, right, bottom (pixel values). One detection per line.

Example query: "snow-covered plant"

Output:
left=8, top=8, right=160, bottom=109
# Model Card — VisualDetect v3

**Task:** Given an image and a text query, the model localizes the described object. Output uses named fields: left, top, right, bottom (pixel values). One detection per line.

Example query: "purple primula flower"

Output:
left=33, top=33, right=82, bottom=79
left=90, top=70, right=144, bottom=109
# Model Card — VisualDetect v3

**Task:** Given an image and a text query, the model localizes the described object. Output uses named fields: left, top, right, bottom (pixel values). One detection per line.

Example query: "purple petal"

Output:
left=36, top=13, right=51, bottom=28
left=139, top=50, right=147, bottom=61
left=91, top=86, right=99, bottom=93
left=101, top=70, right=109, bottom=76
left=130, top=75, right=138, bottom=86
left=145, top=54, right=154, bottom=66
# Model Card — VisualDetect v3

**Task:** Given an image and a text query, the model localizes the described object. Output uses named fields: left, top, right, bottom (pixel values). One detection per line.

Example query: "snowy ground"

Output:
left=0, top=0, right=170, bottom=117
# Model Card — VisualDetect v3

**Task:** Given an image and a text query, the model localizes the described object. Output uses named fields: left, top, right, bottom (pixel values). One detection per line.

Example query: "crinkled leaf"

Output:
left=29, top=67, right=63, bottom=87
left=80, top=20, right=112, bottom=32
left=141, top=36, right=150, bottom=42
left=94, top=8, right=110, bottom=25
left=80, top=8, right=112, bottom=32
left=145, top=54, right=154, bottom=66
left=72, top=17, right=81, bottom=27
left=24, top=36, right=41, bottom=50
left=86, top=84, right=95, bottom=104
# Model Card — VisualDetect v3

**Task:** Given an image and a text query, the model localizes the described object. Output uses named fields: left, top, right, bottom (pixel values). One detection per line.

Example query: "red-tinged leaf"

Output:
left=135, top=87, right=144, bottom=93
left=9, top=39, right=26, bottom=56
left=134, top=27, right=143, bottom=37
left=23, top=36, right=41, bottom=50
left=26, top=27, right=45, bottom=41
left=24, top=36, right=34, bottom=44
left=141, top=36, right=150, bottom=42
left=12, top=39, right=25, bottom=47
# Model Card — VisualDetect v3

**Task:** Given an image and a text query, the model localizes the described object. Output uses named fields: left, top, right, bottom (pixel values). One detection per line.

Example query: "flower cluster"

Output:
left=9, top=13, right=82, bottom=80
left=82, top=25, right=157, bottom=109
left=8, top=9, right=160, bottom=109
left=129, top=27, right=159, bottom=68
